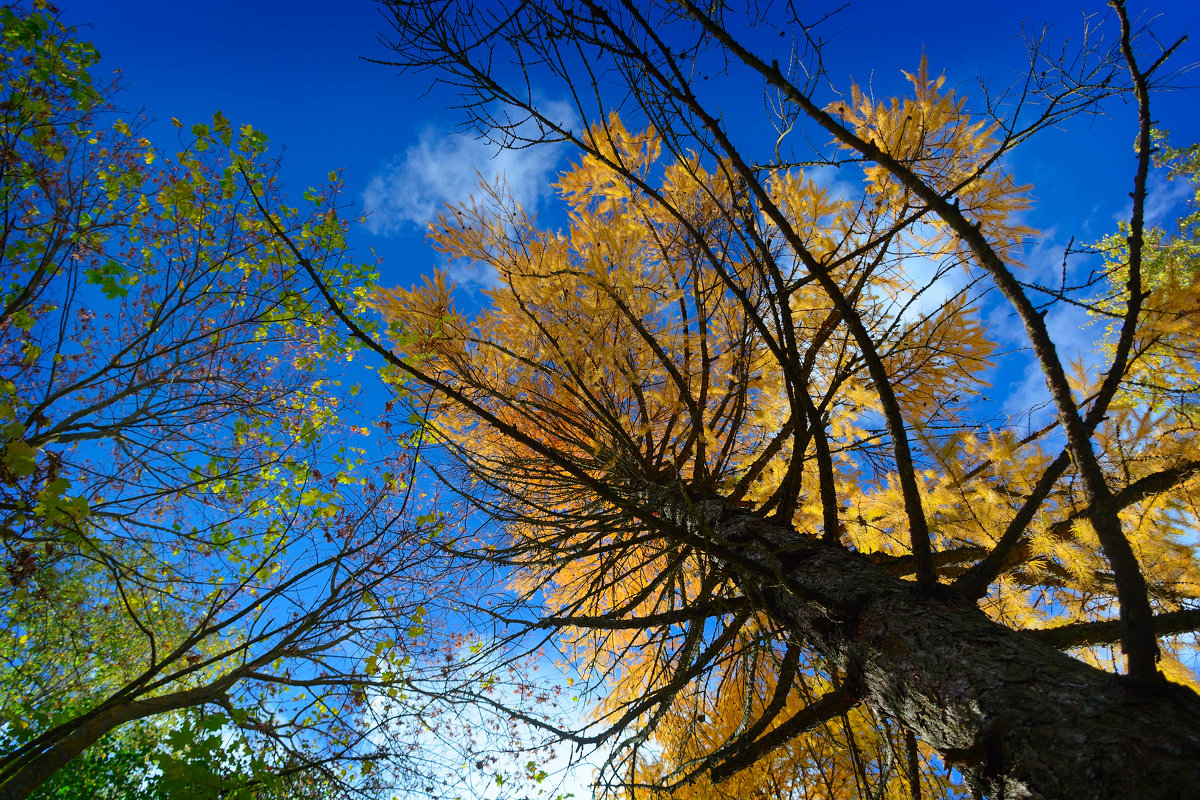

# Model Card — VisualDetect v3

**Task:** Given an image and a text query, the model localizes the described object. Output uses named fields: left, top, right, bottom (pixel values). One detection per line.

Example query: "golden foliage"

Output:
left=375, top=71, right=1200, bottom=795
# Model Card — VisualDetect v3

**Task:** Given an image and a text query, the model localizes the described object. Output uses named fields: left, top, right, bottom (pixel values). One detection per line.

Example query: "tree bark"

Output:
left=702, top=502, right=1200, bottom=800
left=0, top=682, right=231, bottom=800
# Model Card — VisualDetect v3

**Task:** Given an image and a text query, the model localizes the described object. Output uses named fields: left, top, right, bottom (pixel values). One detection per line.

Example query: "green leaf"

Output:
left=3, top=441, right=36, bottom=477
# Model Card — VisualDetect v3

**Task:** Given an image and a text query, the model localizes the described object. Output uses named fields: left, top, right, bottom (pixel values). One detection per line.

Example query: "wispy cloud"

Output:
left=362, top=104, right=579, bottom=237
left=1000, top=302, right=1105, bottom=424
left=996, top=165, right=1193, bottom=425
left=996, top=231, right=1111, bottom=427
left=1112, top=167, right=1193, bottom=229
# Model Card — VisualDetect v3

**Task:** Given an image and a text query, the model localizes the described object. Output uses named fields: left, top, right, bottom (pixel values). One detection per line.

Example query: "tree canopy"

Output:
left=7, top=1, right=1200, bottom=799
left=351, top=0, right=1200, bottom=797
left=0, top=5, right=454, bottom=798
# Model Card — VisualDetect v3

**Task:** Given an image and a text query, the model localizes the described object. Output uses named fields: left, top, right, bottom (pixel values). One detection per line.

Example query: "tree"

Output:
left=0, top=5, right=448, bottom=797
left=1092, top=131, right=1200, bottom=417
left=299, top=1, right=1200, bottom=797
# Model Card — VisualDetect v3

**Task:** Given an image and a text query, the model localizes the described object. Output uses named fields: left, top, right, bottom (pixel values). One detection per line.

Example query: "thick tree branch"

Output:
left=1028, top=608, right=1200, bottom=650
left=709, top=682, right=860, bottom=783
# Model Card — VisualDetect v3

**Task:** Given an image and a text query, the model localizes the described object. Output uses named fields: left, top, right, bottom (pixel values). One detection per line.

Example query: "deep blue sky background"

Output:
left=63, top=0, right=1200, bottom=430
left=69, top=0, right=1200, bottom=287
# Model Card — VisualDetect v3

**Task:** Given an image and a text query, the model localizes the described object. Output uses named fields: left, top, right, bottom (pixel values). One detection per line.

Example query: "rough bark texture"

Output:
left=1, top=682, right=230, bottom=800
left=703, top=503, right=1200, bottom=800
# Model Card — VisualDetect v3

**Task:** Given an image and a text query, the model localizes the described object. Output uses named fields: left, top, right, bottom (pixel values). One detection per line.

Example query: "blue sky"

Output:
left=54, top=3, right=1200, bottom=792
left=69, top=0, right=1200, bottom=304
left=49, top=0, right=1197, bottom=481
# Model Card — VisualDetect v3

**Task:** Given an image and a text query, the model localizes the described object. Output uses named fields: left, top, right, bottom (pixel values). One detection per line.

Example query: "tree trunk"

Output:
left=706, top=503, right=1200, bottom=800
left=0, top=683, right=230, bottom=800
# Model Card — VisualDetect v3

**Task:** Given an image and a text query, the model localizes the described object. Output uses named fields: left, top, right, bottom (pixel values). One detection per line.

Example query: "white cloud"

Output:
left=992, top=165, right=1193, bottom=427
left=890, top=248, right=969, bottom=325
left=803, top=164, right=862, bottom=206
left=1144, top=170, right=1193, bottom=228
left=977, top=229, right=1114, bottom=428
left=362, top=103, right=580, bottom=237
left=441, top=254, right=506, bottom=292
left=1112, top=167, right=1193, bottom=229
left=999, top=300, right=1108, bottom=428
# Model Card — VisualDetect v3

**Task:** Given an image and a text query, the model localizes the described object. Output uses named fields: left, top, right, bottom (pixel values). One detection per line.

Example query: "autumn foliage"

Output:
left=7, top=0, right=1200, bottom=797
left=369, top=0, right=1200, bottom=796
left=0, top=7, right=441, bottom=798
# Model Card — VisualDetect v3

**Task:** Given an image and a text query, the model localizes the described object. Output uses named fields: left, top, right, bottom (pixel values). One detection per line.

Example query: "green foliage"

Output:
left=1093, top=131, right=1200, bottom=416
left=18, top=720, right=162, bottom=800
left=0, top=4, right=430, bottom=798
